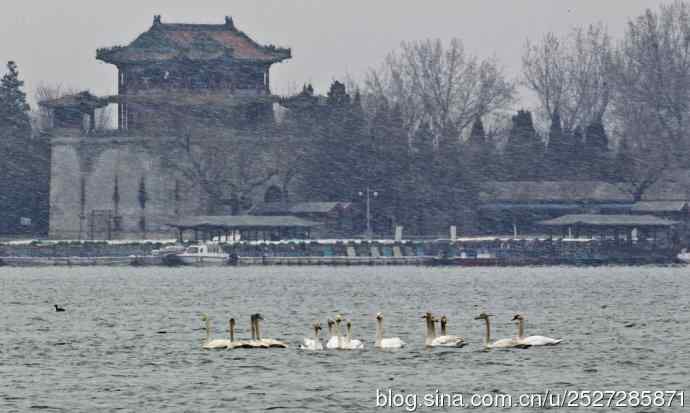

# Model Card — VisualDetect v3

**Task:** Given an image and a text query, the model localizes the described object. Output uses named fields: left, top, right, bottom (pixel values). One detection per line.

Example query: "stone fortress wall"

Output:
left=49, top=130, right=303, bottom=240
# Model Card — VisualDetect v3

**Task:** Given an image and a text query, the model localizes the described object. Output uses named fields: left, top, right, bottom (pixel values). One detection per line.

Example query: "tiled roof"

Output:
left=169, top=215, right=320, bottom=229
left=631, top=201, right=688, bottom=213
left=479, top=181, right=633, bottom=203
left=97, top=16, right=291, bottom=65
left=540, top=214, right=679, bottom=227
left=39, top=91, right=108, bottom=109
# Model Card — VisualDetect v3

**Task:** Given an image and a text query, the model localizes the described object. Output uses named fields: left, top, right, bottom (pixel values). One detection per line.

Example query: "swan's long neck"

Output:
left=335, top=320, right=342, bottom=347
left=518, top=318, right=525, bottom=338
left=441, top=320, right=448, bottom=336
left=483, top=318, right=491, bottom=346
left=376, top=319, right=383, bottom=346
left=425, top=318, right=433, bottom=345
left=314, top=327, right=320, bottom=342
left=430, top=319, right=437, bottom=338
left=229, top=322, right=235, bottom=342
left=255, top=318, right=262, bottom=340
left=250, top=317, right=256, bottom=340
left=328, top=323, right=334, bottom=339
left=205, top=319, right=211, bottom=342
left=346, top=324, right=352, bottom=344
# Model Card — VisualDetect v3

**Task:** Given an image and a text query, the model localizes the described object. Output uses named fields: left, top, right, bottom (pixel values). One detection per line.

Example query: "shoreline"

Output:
left=0, top=237, right=684, bottom=267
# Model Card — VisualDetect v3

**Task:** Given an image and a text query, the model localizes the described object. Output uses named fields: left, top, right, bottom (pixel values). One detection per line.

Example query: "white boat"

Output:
left=176, top=243, right=229, bottom=266
left=151, top=245, right=187, bottom=256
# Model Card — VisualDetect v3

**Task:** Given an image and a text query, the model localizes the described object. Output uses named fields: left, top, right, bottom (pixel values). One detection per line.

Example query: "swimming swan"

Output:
left=201, top=314, right=232, bottom=349
left=245, top=314, right=268, bottom=348
left=512, top=314, right=562, bottom=346
left=475, top=313, right=530, bottom=349
left=253, top=313, right=288, bottom=348
left=326, top=319, right=339, bottom=349
left=334, top=315, right=345, bottom=349
left=227, top=318, right=253, bottom=349
left=343, top=319, right=365, bottom=349
left=300, top=321, right=324, bottom=350
left=423, top=313, right=466, bottom=347
left=375, top=312, right=406, bottom=349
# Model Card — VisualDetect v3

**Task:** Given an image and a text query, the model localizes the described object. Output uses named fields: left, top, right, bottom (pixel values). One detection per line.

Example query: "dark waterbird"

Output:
left=54, top=305, right=66, bottom=312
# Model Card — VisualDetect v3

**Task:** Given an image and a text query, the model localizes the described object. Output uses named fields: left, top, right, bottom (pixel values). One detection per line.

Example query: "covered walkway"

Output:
left=539, top=214, right=679, bottom=246
left=168, top=215, right=321, bottom=242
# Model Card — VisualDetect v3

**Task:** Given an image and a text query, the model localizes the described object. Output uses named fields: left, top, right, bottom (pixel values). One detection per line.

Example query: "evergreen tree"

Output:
left=326, top=80, right=350, bottom=107
left=570, top=126, right=586, bottom=178
left=503, top=110, right=544, bottom=180
left=386, top=103, right=413, bottom=231
left=464, top=117, right=494, bottom=180
left=615, top=137, right=634, bottom=180
left=407, top=122, right=436, bottom=234
left=301, top=81, right=369, bottom=205
left=343, top=90, right=371, bottom=197
left=544, top=109, right=566, bottom=178
left=0, top=61, right=31, bottom=138
left=583, top=119, right=610, bottom=180
left=0, top=61, right=46, bottom=235
left=369, top=101, right=411, bottom=234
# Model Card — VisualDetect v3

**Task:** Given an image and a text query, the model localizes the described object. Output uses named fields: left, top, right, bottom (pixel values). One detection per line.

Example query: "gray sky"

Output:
left=0, top=0, right=671, bottom=108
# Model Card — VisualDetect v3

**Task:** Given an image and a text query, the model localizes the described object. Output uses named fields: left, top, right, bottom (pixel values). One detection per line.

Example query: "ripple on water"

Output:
left=1, top=266, right=689, bottom=412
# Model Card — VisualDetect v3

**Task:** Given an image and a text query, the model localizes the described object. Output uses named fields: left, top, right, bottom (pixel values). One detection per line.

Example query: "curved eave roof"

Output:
left=39, top=92, right=109, bottom=109
left=96, top=21, right=291, bottom=65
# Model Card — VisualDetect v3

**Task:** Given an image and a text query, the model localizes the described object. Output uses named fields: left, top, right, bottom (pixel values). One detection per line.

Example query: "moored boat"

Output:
left=175, top=243, right=229, bottom=266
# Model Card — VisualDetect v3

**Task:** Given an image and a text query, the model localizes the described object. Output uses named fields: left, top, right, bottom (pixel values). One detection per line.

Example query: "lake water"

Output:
left=1, top=266, right=689, bottom=412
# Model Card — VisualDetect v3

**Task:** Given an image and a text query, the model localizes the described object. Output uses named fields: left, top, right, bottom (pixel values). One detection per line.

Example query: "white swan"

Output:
left=253, top=313, right=288, bottom=348
left=375, top=312, right=406, bottom=349
left=325, top=319, right=339, bottom=349
left=334, top=315, right=345, bottom=349
left=512, top=314, right=562, bottom=346
left=475, top=313, right=530, bottom=349
left=423, top=313, right=466, bottom=347
left=201, top=314, right=232, bottom=349
left=300, top=321, right=324, bottom=350
left=245, top=314, right=269, bottom=348
left=342, top=319, right=364, bottom=349
left=227, top=318, right=253, bottom=349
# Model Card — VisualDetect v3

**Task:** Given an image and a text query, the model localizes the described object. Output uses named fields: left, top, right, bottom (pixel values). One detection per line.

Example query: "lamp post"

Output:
left=358, top=187, right=378, bottom=239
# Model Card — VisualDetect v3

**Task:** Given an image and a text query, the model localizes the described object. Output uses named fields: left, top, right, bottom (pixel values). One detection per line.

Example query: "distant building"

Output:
left=250, top=202, right=356, bottom=238
left=479, top=180, right=690, bottom=239
left=478, top=181, right=633, bottom=235
left=44, top=16, right=306, bottom=240
left=96, top=15, right=290, bottom=132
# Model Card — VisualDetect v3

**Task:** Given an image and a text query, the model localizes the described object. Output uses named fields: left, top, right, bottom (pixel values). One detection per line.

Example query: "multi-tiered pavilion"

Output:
left=96, top=15, right=291, bottom=132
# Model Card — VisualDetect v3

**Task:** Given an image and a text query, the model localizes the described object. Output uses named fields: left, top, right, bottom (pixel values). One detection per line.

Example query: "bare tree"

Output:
left=607, top=1, right=690, bottom=199
left=611, top=1, right=690, bottom=157
left=611, top=103, right=671, bottom=201
left=522, top=23, right=613, bottom=131
left=365, top=38, right=515, bottom=142
left=159, top=127, right=282, bottom=215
